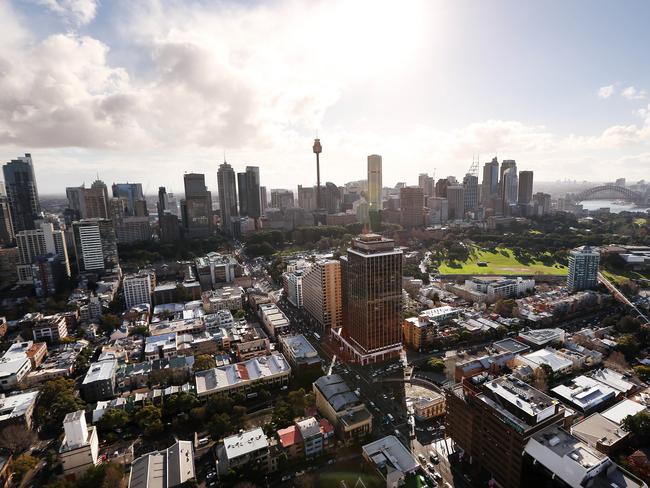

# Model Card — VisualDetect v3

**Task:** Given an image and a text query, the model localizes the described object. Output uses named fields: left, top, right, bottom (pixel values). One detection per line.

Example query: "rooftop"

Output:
left=280, top=335, right=320, bottom=363
left=223, top=428, right=268, bottom=460
left=518, top=328, right=565, bottom=346
left=602, top=399, right=647, bottom=425
left=522, top=348, right=573, bottom=373
left=194, top=353, right=290, bottom=396
left=589, top=368, right=636, bottom=394
left=571, top=413, right=628, bottom=448
left=552, top=376, right=616, bottom=412
left=484, top=375, right=559, bottom=421
left=0, top=390, right=39, bottom=422
left=295, top=417, right=320, bottom=439
left=128, top=440, right=195, bottom=488
left=493, top=338, right=530, bottom=354
left=82, top=359, right=117, bottom=384
left=362, top=435, right=419, bottom=476
left=314, top=374, right=360, bottom=412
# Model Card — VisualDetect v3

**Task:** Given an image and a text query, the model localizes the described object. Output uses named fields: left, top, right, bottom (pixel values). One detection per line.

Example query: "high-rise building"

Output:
left=270, top=189, right=295, bottom=211
left=181, top=173, right=213, bottom=238
left=217, top=162, right=238, bottom=236
left=499, top=159, right=517, bottom=185
left=323, top=182, right=342, bottom=214
left=260, top=186, right=268, bottom=214
left=338, top=234, right=402, bottom=365
left=110, top=198, right=151, bottom=244
left=418, top=173, right=435, bottom=198
left=533, top=192, right=551, bottom=216
left=481, top=158, right=500, bottom=205
left=31, top=254, right=66, bottom=297
left=367, top=155, right=382, bottom=210
left=500, top=167, right=518, bottom=215
left=297, top=185, right=317, bottom=211
left=446, top=375, right=565, bottom=488
left=0, top=196, right=14, bottom=245
left=111, top=183, right=146, bottom=217
left=123, top=271, right=156, bottom=309
left=427, top=197, right=448, bottom=224
left=399, top=186, right=424, bottom=228
left=567, top=246, right=600, bottom=291
left=435, top=178, right=449, bottom=198
left=462, top=174, right=479, bottom=213
left=518, top=171, right=534, bottom=205
left=2, top=154, right=41, bottom=233
left=72, top=219, right=119, bottom=274
left=447, top=186, right=465, bottom=220
left=67, top=180, right=110, bottom=220
left=302, top=260, right=342, bottom=332
left=237, top=166, right=261, bottom=220
left=16, top=222, right=70, bottom=284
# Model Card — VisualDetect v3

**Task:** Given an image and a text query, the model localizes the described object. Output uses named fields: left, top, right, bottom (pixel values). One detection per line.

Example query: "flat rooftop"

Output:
left=82, top=359, right=117, bottom=384
left=223, top=428, right=268, bottom=460
left=571, top=413, right=628, bottom=448
left=0, top=390, right=39, bottom=422
left=362, top=435, right=419, bottom=475
left=493, top=338, right=530, bottom=354
left=485, top=375, right=558, bottom=419
left=601, top=399, right=647, bottom=425
left=552, top=376, right=616, bottom=412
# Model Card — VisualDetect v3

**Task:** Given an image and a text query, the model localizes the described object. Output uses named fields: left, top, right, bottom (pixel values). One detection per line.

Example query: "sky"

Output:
left=1, top=0, right=650, bottom=195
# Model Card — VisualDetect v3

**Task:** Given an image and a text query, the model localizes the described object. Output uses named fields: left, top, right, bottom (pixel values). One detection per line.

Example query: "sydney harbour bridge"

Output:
left=572, top=184, right=648, bottom=206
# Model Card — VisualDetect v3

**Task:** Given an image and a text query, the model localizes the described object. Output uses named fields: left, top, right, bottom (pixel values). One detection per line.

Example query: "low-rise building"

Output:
left=0, top=355, right=31, bottom=391
left=59, top=410, right=99, bottom=478
left=144, top=333, right=177, bottom=360
left=32, top=314, right=68, bottom=343
left=570, top=412, right=629, bottom=454
left=313, top=374, right=373, bottom=443
left=295, top=417, right=323, bottom=458
left=216, top=428, right=272, bottom=474
left=551, top=375, right=617, bottom=414
left=452, top=276, right=535, bottom=304
left=81, top=359, right=117, bottom=402
left=201, top=286, right=244, bottom=313
left=589, top=368, right=636, bottom=395
left=194, top=353, right=290, bottom=397
left=234, top=328, right=270, bottom=361
left=128, top=440, right=195, bottom=488
left=523, top=425, right=646, bottom=488
left=362, top=435, right=419, bottom=487
left=278, top=334, right=321, bottom=368
left=402, top=307, right=462, bottom=351
left=149, top=318, right=205, bottom=337
left=518, top=348, right=574, bottom=375
left=258, top=303, right=290, bottom=338
left=517, top=328, right=565, bottom=349
left=0, top=390, right=39, bottom=429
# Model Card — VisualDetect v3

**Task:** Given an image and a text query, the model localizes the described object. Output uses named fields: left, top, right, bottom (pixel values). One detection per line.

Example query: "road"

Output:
left=598, top=272, right=650, bottom=324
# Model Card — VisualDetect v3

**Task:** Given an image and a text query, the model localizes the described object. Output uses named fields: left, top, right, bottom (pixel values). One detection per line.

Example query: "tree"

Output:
left=621, top=411, right=650, bottom=440
left=616, top=334, right=640, bottom=360
left=425, top=357, right=445, bottom=372
left=287, top=389, right=306, bottom=417
left=0, top=424, right=36, bottom=453
left=633, top=365, right=650, bottom=382
left=134, top=404, right=163, bottom=437
left=12, top=454, right=38, bottom=482
left=494, top=298, right=517, bottom=317
left=532, top=366, right=549, bottom=392
left=97, top=409, right=130, bottom=434
left=272, top=399, right=294, bottom=429
left=36, top=377, right=85, bottom=434
left=208, top=412, right=231, bottom=440
left=100, top=313, right=121, bottom=334
left=192, top=354, right=216, bottom=372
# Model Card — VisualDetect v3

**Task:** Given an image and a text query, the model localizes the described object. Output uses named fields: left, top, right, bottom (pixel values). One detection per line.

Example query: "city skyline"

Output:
left=1, top=0, right=650, bottom=193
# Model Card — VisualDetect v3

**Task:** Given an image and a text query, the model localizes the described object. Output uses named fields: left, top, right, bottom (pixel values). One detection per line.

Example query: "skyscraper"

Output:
left=217, top=162, right=238, bottom=236
left=111, top=183, right=146, bottom=217
left=462, top=173, right=479, bottom=212
left=270, top=189, right=294, bottom=211
left=447, top=185, right=465, bottom=220
left=481, top=157, right=499, bottom=204
left=2, top=154, right=41, bottom=233
left=399, top=186, right=425, bottom=228
left=297, top=185, right=317, bottom=211
left=302, top=260, right=342, bottom=332
left=435, top=178, right=449, bottom=198
left=367, top=155, right=382, bottom=210
left=66, top=180, right=109, bottom=220
left=518, top=170, right=534, bottom=205
left=339, top=234, right=402, bottom=365
left=237, top=166, right=261, bottom=220
left=418, top=173, right=435, bottom=198
left=72, top=219, right=119, bottom=274
left=259, top=186, right=268, bottom=214
left=567, top=246, right=600, bottom=291
left=500, top=167, right=518, bottom=215
left=181, top=173, right=213, bottom=238
left=499, top=159, right=517, bottom=184
left=0, top=196, right=14, bottom=245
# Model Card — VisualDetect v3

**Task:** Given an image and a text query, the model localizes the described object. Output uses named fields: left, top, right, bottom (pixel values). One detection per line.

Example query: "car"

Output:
left=426, top=463, right=435, bottom=472
left=355, top=374, right=361, bottom=380
left=433, top=472, right=442, bottom=481
left=427, top=426, right=435, bottom=432
left=418, top=454, right=426, bottom=463
left=326, top=459, right=335, bottom=465
left=429, top=452, right=439, bottom=463
left=281, top=474, right=293, bottom=481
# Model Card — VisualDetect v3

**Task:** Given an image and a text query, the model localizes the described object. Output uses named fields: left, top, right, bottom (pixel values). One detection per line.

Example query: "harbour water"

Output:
left=579, top=199, right=646, bottom=214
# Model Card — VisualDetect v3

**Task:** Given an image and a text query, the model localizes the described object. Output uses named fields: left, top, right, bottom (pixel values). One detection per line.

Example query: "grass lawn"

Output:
left=602, top=267, right=650, bottom=285
left=438, top=246, right=568, bottom=276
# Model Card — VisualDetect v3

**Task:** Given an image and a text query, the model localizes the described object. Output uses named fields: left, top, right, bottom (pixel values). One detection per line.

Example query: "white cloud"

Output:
left=621, top=86, right=647, bottom=100
left=598, top=85, right=615, bottom=99
left=34, top=0, right=98, bottom=26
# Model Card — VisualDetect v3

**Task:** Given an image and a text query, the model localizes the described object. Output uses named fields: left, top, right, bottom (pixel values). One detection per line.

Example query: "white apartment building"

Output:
left=123, top=271, right=155, bottom=309
left=59, top=410, right=99, bottom=478
left=16, top=222, right=70, bottom=283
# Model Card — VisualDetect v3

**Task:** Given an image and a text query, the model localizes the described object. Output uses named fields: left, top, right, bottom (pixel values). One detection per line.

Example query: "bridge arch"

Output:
left=573, top=185, right=644, bottom=203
